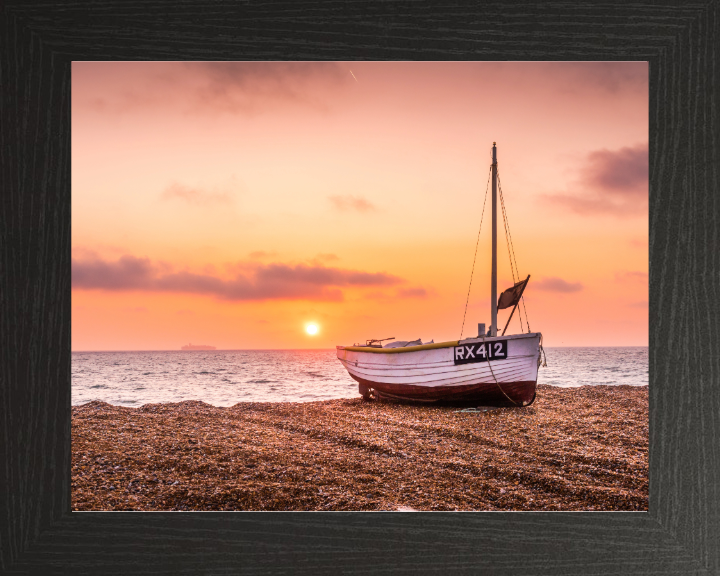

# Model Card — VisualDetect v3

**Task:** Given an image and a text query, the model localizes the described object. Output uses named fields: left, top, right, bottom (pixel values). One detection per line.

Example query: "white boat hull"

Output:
left=337, top=333, right=541, bottom=405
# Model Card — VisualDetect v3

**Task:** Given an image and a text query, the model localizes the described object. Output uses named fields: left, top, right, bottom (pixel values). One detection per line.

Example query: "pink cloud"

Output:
left=72, top=256, right=404, bottom=302
left=329, top=194, right=377, bottom=213
left=74, top=62, right=349, bottom=117
left=193, top=62, right=345, bottom=92
left=582, top=145, right=648, bottom=196
left=543, top=143, right=648, bottom=217
left=533, top=277, right=583, bottom=293
left=551, top=62, right=647, bottom=94
left=188, top=62, right=347, bottom=114
left=72, top=255, right=156, bottom=290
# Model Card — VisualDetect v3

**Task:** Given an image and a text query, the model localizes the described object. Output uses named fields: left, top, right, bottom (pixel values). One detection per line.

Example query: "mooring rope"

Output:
left=480, top=333, right=519, bottom=406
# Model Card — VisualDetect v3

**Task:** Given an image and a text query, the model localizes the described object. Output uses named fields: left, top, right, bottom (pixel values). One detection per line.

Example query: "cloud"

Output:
left=627, top=300, right=648, bottom=309
left=329, top=194, right=377, bottom=213
left=542, top=143, right=648, bottom=217
left=478, top=62, right=647, bottom=96
left=187, top=62, right=347, bottom=114
left=193, top=62, right=346, bottom=91
left=533, top=277, right=583, bottom=293
left=72, top=255, right=156, bottom=290
left=74, top=62, right=348, bottom=117
left=397, top=287, right=428, bottom=298
left=551, top=62, right=648, bottom=95
left=72, top=256, right=404, bottom=302
left=582, top=145, right=648, bottom=196
left=161, top=181, right=234, bottom=206
left=254, top=263, right=398, bottom=288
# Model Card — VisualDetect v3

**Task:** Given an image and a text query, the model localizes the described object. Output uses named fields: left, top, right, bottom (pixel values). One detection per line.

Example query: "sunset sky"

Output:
left=72, top=61, right=648, bottom=350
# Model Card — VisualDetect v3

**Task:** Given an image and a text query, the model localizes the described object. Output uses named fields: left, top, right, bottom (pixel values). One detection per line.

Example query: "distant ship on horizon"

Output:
left=181, top=343, right=217, bottom=350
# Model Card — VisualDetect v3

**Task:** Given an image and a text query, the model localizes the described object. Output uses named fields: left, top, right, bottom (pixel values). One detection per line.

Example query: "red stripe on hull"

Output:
left=351, top=374, right=537, bottom=405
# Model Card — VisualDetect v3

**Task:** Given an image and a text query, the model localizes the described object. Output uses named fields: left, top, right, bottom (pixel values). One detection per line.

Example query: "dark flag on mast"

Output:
left=497, top=276, right=530, bottom=310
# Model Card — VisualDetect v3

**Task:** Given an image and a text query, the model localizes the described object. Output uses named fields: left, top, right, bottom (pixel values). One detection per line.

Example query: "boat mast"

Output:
left=490, top=142, right=498, bottom=337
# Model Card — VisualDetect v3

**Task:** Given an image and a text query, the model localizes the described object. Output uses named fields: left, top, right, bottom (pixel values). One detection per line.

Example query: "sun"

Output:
left=305, top=323, right=319, bottom=336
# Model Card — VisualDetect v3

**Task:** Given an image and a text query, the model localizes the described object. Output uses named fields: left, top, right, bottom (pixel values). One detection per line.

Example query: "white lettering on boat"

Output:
left=454, top=340, right=508, bottom=365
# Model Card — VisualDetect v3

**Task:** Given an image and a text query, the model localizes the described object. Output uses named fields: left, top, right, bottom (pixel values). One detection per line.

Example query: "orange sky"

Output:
left=72, top=62, right=648, bottom=350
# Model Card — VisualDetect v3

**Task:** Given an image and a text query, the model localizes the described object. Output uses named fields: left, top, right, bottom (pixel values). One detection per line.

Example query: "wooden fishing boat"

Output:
left=336, top=143, right=544, bottom=406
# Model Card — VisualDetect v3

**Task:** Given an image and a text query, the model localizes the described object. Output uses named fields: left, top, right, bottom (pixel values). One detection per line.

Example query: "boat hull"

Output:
left=336, top=333, right=541, bottom=405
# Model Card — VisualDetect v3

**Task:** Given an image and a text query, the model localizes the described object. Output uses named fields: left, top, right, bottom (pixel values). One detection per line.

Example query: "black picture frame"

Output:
left=2, top=2, right=718, bottom=574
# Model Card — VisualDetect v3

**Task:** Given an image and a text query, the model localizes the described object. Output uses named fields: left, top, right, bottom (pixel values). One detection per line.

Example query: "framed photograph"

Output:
left=70, top=60, right=649, bottom=516
left=2, top=2, right=717, bottom=574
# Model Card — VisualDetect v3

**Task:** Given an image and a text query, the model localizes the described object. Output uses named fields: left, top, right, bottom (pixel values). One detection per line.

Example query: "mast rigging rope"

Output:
left=459, top=166, right=492, bottom=339
left=497, top=171, right=531, bottom=333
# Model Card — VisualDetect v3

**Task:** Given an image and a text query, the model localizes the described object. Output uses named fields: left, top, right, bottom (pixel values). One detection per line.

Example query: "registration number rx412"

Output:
left=453, top=340, right=508, bottom=365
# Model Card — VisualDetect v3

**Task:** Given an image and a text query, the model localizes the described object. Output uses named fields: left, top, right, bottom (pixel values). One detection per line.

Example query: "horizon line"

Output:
left=72, top=345, right=649, bottom=353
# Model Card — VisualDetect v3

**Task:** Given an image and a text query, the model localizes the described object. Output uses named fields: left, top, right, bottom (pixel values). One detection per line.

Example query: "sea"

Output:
left=72, top=347, right=648, bottom=408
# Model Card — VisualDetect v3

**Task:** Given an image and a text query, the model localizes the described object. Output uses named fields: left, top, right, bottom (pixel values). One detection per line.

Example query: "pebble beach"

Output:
left=72, top=384, right=648, bottom=511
